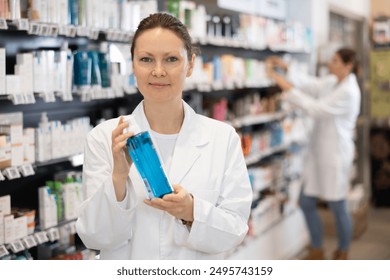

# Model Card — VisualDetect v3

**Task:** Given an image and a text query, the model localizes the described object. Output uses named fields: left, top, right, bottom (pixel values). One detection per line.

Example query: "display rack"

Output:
left=0, top=0, right=314, bottom=260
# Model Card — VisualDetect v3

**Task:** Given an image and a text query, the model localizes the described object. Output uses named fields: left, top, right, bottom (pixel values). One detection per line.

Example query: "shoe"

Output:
left=302, top=247, right=324, bottom=260
left=333, top=249, right=348, bottom=260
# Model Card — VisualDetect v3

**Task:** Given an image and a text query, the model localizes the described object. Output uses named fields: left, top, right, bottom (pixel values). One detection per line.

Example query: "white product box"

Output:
left=0, top=212, right=4, bottom=245
left=0, top=135, right=12, bottom=169
left=0, top=195, right=11, bottom=216
left=13, top=216, right=28, bottom=240
left=23, top=128, right=35, bottom=163
left=38, top=187, right=58, bottom=229
left=0, top=49, right=5, bottom=95
left=0, top=124, right=23, bottom=167
left=6, top=75, right=21, bottom=95
left=11, top=144, right=24, bottom=167
left=4, top=215, right=15, bottom=244
left=0, top=124, right=23, bottom=145
left=16, top=53, right=34, bottom=96
left=58, top=0, right=68, bottom=25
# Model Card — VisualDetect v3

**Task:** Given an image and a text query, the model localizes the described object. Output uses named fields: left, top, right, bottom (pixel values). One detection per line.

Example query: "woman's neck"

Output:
left=143, top=99, right=184, bottom=134
left=337, top=72, right=350, bottom=83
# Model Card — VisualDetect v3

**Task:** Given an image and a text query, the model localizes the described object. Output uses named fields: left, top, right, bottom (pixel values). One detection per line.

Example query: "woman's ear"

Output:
left=346, top=62, right=354, bottom=74
left=186, top=54, right=196, bottom=77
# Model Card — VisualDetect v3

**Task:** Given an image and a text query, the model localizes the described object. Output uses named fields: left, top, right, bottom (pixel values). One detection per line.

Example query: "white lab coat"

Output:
left=285, top=68, right=361, bottom=201
left=76, top=100, right=252, bottom=259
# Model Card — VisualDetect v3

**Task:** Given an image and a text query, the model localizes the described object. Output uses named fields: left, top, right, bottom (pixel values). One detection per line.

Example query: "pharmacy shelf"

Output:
left=0, top=84, right=279, bottom=105
left=227, top=208, right=308, bottom=260
left=193, top=35, right=311, bottom=54
left=0, top=219, right=77, bottom=258
left=0, top=154, right=83, bottom=181
left=0, top=18, right=133, bottom=42
left=35, top=153, right=84, bottom=168
left=252, top=177, right=287, bottom=194
left=227, top=177, right=306, bottom=259
left=232, top=111, right=288, bottom=128
left=245, top=143, right=291, bottom=166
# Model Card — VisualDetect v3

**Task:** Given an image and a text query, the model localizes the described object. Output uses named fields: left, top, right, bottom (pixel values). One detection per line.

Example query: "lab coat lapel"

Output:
left=169, top=102, right=208, bottom=184
left=131, top=100, right=208, bottom=185
left=132, top=101, right=152, bottom=132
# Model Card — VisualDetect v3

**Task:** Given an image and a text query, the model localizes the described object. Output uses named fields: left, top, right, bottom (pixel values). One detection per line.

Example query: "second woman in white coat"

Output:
left=266, top=48, right=361, bottom=260
left=76, top=13, right=252, bottom=259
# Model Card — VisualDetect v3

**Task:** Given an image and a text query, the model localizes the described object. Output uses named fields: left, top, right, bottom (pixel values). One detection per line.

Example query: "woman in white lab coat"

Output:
left=76, top=13, right=252, bottom=259
left=266, top=48, right=361, bottom=260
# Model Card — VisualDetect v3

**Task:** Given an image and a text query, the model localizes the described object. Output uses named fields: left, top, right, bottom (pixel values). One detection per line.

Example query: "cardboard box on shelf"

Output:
left=0, top=135, right=11, bottom=169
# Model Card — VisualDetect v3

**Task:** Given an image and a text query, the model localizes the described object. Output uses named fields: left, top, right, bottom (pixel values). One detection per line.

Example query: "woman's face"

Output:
left=328, top=53, right=352, bottom=78
left=132, top=27, right=194, bottom=104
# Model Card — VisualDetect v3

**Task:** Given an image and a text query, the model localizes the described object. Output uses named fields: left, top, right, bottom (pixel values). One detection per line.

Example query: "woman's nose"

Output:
left=152, top=63, right=166, bottom=77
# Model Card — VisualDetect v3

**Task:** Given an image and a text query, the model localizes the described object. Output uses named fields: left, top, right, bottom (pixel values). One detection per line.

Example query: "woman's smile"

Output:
left=148, top=82, right=170, bottom=89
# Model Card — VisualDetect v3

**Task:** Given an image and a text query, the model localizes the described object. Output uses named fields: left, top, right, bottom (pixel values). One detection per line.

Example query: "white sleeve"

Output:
left=173, top=130, right=253, bottom=254
left=76, top=131, right=137, bottom=251
left=287, top=62, right=337, bottom=98
left=284, top=86, right=356, bottom=118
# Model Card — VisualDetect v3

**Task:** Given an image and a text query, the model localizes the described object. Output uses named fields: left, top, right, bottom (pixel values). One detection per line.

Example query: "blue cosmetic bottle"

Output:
left=125, top=116, right=173, bottom=199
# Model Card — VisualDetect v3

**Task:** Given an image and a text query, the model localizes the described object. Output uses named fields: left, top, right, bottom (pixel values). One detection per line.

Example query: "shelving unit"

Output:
left=369, top=0, right=390, bottom=207
left=0, top=218, right=76, bottom=258
left=0, top=0, right=315, bottom=260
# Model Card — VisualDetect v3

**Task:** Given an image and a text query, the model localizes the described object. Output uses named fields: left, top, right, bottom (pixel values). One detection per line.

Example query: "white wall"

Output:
left=304, top=0, right=370, bottom=73
left=328, top=0, right=370, bottom=19
left=311, top=0, right=370, bottom=48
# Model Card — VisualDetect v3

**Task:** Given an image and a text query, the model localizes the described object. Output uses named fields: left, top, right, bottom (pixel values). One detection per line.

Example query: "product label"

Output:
left=0, top=245, right=9, bottom=258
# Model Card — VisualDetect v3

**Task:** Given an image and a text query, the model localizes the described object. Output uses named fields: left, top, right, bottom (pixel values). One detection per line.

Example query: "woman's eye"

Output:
left=140, top=57, right=152, bottom=62
left=166, top=57, right=178, bottom=62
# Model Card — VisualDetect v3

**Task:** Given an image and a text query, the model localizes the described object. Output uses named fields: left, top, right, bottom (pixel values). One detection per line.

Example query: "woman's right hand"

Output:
left=112, top=116, right=134, bottom=201
left=266, top=56, right=288, bottom=72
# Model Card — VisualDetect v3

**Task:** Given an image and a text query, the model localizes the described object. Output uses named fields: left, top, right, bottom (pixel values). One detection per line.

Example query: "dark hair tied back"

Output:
left=131, top=13, right=199, bottom=61
left=336, top=48, right=359, bottom=76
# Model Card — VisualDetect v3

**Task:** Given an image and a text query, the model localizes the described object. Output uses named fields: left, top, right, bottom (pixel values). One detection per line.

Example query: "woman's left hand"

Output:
left=144, top=185, right=194, bottom=222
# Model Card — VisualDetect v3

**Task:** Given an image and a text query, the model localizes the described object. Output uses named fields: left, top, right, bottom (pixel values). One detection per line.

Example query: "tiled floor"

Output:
left=329, top=206, right=390, bottom=260
left=296, top=205, right=390, bottom=260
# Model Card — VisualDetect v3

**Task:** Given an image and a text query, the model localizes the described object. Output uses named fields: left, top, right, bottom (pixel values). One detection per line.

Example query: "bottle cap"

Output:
left=124, top=115, right=141, bottom=135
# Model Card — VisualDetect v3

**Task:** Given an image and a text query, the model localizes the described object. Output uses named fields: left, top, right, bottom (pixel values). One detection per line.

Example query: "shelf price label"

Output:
left=2, top=167, right=21, bottom=180
left=106, top=29, right=122, bottom=41
left=60, top=92, right=73, bottom=102
left=88, top=29, right=99, bottom=40
left=77, top=26, right=89, bottom=37
left=58, top=25, right=67, bottom=36
left=18, top=164, right=35, bottom=177
left=123, top=33, right=132, bottom=42
left=23, top=93, right=36, bottom=104
left=28, top=22, right=41, bottom=35
left=41, top=92, right=56, bottom=103
left=0, top=245, right=9, bottom=258
left=22, top=236, right=37, bottom=249
left=0, top=18, right=7, bottom=30
left=47, top=228, right=60, bottom=242
left=9, top=240, right=25, bottom=253
left=39, top=24, right=50, bottom=36
left=9, top=94, right=25, bottom=105
left=49, top=24, right=59, bottom=37
left=105, top=30, right=114, bottom=41
left=13, top=19, right=29, bottom=31
left=69, top=221, right=77, bottom=235
left=118, top=32, right=127, bottom=42
left=66, top=25, right=77, bottom=37
left=34, top=231, right=49, bottom=244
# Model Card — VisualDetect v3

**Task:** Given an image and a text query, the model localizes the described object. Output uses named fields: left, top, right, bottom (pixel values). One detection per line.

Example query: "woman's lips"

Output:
left=149, top=83, right=169, bottom=88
